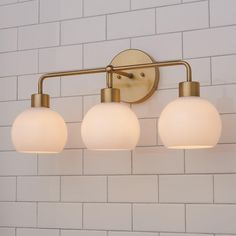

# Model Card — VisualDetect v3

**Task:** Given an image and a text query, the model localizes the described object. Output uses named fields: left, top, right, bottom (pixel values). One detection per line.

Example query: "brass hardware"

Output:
left=101, top=88, right=120, bottom=103
left=179, top=81, right=200, bottom=97
left=31, top=93, right=50, bottom=108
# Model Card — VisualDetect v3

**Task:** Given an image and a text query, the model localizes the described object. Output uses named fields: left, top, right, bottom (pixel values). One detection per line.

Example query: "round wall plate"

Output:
left=110, top=49, right=159, bottom=104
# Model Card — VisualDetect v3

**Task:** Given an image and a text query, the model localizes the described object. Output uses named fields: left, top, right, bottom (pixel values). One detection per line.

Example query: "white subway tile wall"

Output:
left=0, top=0, right=235, bottom=235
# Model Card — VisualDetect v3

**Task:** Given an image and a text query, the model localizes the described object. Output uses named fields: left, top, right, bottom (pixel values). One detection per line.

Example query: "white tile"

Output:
left=61, top=230, right=107, bottom=236
left=133, top=204, right=185, bottom=231
left=210, top=0, right=236, bottom=27
left=0, top=228, right=15, bottom=236
left=161, top=234, right=212, bottom=236
left=84, top=39, right=130, bottom=68
left=131, top=33, right=182, bottom=61
left=187, top=204, right=236, bottom=233
left=0, top=1, right=38, bottom=28
left=137, top=119, right=157, bottom=146
left=66, top=123, right=85, bottom=149
left=61, top=74, right=106, bottom=97
left=84, top=150, right=131, bottom=175
left=109, top=232, right=158, bottom=236
left=0, top=177, right=16, bottom=201
left=84, top=203, right=131, bottom=230
left=83, top=95, right=100, bottom=115
left=212, top=55, right=236, bottom=85
left=156, top=2, right=208, bottom=33
left=0, top=0, right=17, bottom=5
left=51, top=96, right=83, bottom=122
left=107, top=9, right=155, bottom=39
left=84, top=0, right=129, bottom=16
left=0, top=127, right=14, bottom=151
left=185, top=144, right=236, bottom=173
left=39, top=45, right=82, bottom=73
left=108, top=175, right=158, bottom=202
left=0, top=151, right=37, bottom=176
left=131, top=0, right=181, bottom=9
left=38, top=203, right=82, bottom=229
left=183, top=26, right=236, bottom=58
left=220, top=114, right=236, bottom=143
left=17, top=228, right=59, bottom=236
left=214, top=174, right=236, bottom=203
left=133, top=147, right=184, bottom=174
left=0, top=202, right=36, bottom=227
left=0, top=28, right=17, bottom=52
left=40, top=0, right=83, bottom=22
left=0, top=100, right=29, bottom=125
left=17, top=176, right=60, bottom=201
left=0, top=50, right=38, bottom=77
left=19, top=22, right=60, bottom=50
left=38, top=150, right=82, bottom=175
left=0, top=76, right=17, bottom=101
left=159, top=175, right=213, bottom=203
left=61, top=176, right=107, bottom=202
left=18, top=74, right=60, bottom=100
left=61, top=16, right=106, bottom=45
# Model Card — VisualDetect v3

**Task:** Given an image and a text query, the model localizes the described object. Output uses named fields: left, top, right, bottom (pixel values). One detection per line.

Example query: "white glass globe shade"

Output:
left=158, top=97, right=222, bottom=149
left=12, top=107, right=67, bottom=153
left=81, top=103, right=140, bottom=150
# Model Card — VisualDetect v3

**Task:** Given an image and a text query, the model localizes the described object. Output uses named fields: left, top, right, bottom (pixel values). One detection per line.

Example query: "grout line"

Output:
left=131, top=203, right=133, bottom=231
left=82, top=203, right=84, bottom=229
left=184, top=204, right=187, bottom=232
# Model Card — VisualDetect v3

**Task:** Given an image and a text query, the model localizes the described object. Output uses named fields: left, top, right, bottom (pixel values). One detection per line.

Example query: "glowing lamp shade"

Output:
left=158, top=97, right=222, bottom=149
left=11, top=108, right=67, bottom=153
left=81, top=103, right=140, bottom=150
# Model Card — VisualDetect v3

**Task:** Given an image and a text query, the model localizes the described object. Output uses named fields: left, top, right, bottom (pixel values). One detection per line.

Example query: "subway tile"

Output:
left=183, top=26, right=236, bottom=58
left=0, top=202, right=36, bottom=227
left=0, top=76, right=17, bottom=101
left=84, top=203, right=131, bottom=230
left=212, top=55, right=236, bottom=85
left=0, top=177, right=16, bottom=201
left=210, top=0, right=236, bottom=27
left=161, top=234, right=212, bottom=236
left=131, top=33, right=182, bottom=61
left=0, top=151, right=37, bottom=176
left=66, top=123, right=85, bottom=149
left=0, top=0, right=17, bottom=5
left=61, top=176, right=107, bottom=202
left=0, top=50, right=38, bottom=77
left=18, top=74, right=60, bottom=100
left=17, top=176, right=60, bottom=201
left=61, top=16, right=106, bottom=45
left=131, top=0, right=181, bottom=9
left=18, top=22, right=60, bottom=50
left=83, top=95, right=100, bottom=115
left=0, top=127, right=14, bottom=151
left=0, top=1, right=38, bottom=28
left=39, top=45, right=82, bottom=73
left=107, top=9, right=155, bottom=39
left=133, top=147, right=184, bottom=174
left=51, top=96, right=83, bottom=122
left=186, top=204, right=236, bottom=233
left=84, top=0, right=130, bottom=16
left=214, top=174, right=236, bottom=203
left=61, top=230, right=107, bottom=236
left=156, top=2, right=208, bottom=33
left=84, top=39, right=130, bottom=68
left=159, top=175, right=213, bottom=203
left=0, top=228, right=15, bottom=236
left=17, top=228, right=59, bottom=236
left=133, top=204, right=185, bottom=231
left=0, top=28, right=17, bottom=52
left=61, top=74, right=105, bottom=97
left=40, top=0, right=83, bottom=22
left=38, top=203, right=82, bottom=229
left=109, top=232, right=158, bottom=236
left=38, top=150, right=82, bottom=175
left=137, top=119, right=157, bottom=146
left=185, top=144, right=236, bottom=174
left=220, top=114, right=236, bottom=143
left=108, top=175, right=158, bottom=202
left=84, top=150, right=131, bottom=175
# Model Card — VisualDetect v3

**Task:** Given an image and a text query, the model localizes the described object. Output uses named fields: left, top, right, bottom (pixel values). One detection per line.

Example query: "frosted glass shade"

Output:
left=158, top=97, right=222, bottom=149
left=11, top=108, right=67, bottom=153
left=81, top=103, right=140, bottom=150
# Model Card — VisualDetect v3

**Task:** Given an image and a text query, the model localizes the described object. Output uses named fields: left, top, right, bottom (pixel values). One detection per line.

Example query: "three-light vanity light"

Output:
left=11, top=49, right=222, bottom=153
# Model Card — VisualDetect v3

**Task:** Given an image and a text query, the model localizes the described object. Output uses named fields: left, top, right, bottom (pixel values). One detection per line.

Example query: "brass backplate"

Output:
left=110, top=49, right=159, bottom=104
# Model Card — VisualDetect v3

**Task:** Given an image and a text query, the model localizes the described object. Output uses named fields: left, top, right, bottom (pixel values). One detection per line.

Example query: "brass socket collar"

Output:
left=179, top=81, right=200, bottom=97
left=101, top=88, right=120, bottom=103
left=31, top=93, right=50, bottom=108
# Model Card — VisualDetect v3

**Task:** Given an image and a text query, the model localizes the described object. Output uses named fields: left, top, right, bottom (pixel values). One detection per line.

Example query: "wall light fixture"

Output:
left=11, top=49, right=222, bottom=153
